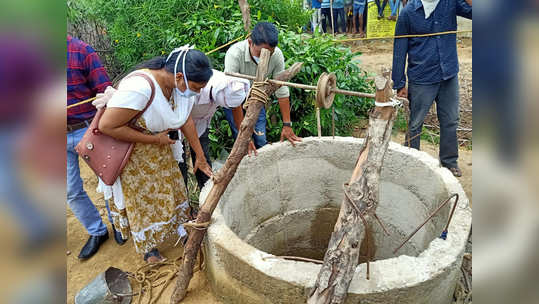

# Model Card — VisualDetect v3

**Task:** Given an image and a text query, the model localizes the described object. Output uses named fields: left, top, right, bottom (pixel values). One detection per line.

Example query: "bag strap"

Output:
left=123, top=71, right=156, bottom=127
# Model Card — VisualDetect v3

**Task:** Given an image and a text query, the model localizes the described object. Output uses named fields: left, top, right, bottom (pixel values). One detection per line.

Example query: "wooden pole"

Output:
left=307, top=73, right=396, bottom=304
left=316, top=107, right=322, bottom=137
left=330, top=0, right=335, bottom=36
left=238, top=0, right=251, bottom=32
left=170, top=49, right=303, bottom=303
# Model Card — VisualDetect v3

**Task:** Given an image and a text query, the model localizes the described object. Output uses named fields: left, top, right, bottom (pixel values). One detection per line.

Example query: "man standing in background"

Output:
left=67, top=35, right=126, bottom=260
left=391, top=0, right=472, bottom=177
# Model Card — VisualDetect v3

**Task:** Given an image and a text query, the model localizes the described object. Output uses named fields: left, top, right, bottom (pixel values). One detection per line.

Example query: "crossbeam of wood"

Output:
left=170, top=49, right=303, bottom=303
left=307, top=74, right=396, bottom=304
left=225, top=71, right=376, bottom=99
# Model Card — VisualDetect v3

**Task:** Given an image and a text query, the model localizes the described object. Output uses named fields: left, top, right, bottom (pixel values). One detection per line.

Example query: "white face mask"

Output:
left=253, top=56, right=260, bottom=64
left=169, top=46, right=200, bottom=101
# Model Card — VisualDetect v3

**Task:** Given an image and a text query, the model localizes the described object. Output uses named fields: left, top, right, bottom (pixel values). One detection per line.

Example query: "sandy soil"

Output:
left=67, top=38, right=472, bottom=303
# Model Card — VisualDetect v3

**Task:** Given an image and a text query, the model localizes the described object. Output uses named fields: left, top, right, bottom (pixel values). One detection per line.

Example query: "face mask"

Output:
left=170, top=47, right=200, bottom=101
left=253, top=56, right=260, bottom=64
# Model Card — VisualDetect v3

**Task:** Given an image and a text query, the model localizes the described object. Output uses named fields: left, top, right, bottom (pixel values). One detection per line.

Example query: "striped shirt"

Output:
left=67, top=35, right=112, bottom=124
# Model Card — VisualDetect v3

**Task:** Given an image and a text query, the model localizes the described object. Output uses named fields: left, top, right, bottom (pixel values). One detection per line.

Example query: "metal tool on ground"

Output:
left=393, top=193, right=460, bottom=254
left=75, top=267, right=133, bottom=304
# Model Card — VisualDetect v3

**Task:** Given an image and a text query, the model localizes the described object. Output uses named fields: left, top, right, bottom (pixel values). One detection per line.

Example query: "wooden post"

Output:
left=170, top=49, right=303, bottom=303
left=238, top=0, right=251, bottom=32
left=316, top=107, right=322, bottom=137
left=307, top=73, right=395, bottom=304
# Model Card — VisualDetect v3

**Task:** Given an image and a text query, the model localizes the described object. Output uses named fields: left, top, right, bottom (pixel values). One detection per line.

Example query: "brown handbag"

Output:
left=75, top=72, right=156, bottom=185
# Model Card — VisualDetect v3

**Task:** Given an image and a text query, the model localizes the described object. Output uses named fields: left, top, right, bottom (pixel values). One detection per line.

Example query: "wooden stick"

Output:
left=316, top=107, right=322, bottom=137
left=237, top=0, right=251, bottom=32
left=170, top=49, right=303, bottom=303
left=308, top=74, right=396, bottom=304
left=224, top=72, right=376, bottom=98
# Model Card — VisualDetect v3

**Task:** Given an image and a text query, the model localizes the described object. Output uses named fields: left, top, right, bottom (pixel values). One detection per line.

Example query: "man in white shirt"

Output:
left=179, top=69, right=251, bottom=189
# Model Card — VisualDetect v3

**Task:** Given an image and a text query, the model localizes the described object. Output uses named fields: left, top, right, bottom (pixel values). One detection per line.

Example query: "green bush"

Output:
left=68, top=0, right=310, bottom=77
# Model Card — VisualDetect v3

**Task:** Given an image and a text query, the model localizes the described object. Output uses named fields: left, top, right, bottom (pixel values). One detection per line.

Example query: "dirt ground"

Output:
left=67, top=38, right=472, bottom=303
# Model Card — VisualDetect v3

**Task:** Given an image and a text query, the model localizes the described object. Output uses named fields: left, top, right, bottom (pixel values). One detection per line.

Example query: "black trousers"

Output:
left=178, top=129, right=212, bottom=190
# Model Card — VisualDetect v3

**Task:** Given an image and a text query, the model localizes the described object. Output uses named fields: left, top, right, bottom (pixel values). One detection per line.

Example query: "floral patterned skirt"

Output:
left=109, top=140, right=190, bottom=254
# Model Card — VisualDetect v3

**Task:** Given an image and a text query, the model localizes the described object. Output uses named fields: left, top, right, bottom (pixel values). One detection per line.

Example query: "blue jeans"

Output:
left=388, top=0, right=399, bottom=16
left=223, top=107, right=267, bottom=148
left=332, top=8, right=346, bottom=33
left=67, top=126, right=109, bottom=236
left=405, top=76, right=460, bottom=168
left=0, top=129, right=52, bottom=242
left=375, top=0, right=388, bottom=16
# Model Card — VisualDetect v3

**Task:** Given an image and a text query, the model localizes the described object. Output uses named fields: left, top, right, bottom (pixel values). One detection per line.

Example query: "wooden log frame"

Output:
left=307, top=74, right=396, bottom=304
left=238, top=0, right=251, bottom=32
left=170, top=49, right=303, bottom=303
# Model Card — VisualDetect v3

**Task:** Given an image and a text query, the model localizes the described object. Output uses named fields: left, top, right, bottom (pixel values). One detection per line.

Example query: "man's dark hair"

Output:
left=251, top=22, right=279, bottom=47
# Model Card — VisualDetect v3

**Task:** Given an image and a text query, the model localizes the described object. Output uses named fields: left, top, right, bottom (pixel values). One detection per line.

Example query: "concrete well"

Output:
left=201, top=137, right=471, bottom=304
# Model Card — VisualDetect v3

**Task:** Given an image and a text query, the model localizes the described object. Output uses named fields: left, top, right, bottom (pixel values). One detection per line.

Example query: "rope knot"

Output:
left=243, top=79, right=270, bottom=110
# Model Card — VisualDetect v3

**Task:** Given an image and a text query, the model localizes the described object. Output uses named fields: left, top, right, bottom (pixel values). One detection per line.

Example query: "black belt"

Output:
left=67, top=118, right=92, bottom=133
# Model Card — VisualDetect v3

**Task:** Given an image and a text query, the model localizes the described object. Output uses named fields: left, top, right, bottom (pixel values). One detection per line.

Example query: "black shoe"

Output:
left=78, top=233, right=109, bottom=260
left=112, top=226, right=127, bottom=245
left=445, top=166, right=462, bottom=177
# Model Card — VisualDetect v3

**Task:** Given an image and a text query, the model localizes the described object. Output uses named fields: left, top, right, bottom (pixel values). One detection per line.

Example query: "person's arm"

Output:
left=224, top=46, right=241, bottom=74
left=278, top=97, right=302, bottom=145
left=180, top=116, right=212, bottom=177
left=272, top=50, right=302, bottom=146
left=231, top=106, right=244, bottom=131
left=83, top=45, right=112, bottom=95
left=391, top=9, right=409, bottom=97
left=231, top=105, right=258, bottom=155
left=99, top=107, right=173, bottom=145
left=456, top=0, right=472, bottom=19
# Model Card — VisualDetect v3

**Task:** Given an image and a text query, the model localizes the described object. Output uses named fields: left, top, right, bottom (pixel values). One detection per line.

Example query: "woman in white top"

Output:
left=97, top=46, right=212, bottom=263
left=178, top=69, right=253, bottom=190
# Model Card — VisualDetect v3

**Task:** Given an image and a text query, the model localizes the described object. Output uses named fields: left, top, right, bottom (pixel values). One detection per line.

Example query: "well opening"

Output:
left=203, top=137, right=471, bottom=304
left=219, top=139, right=449, bottom=262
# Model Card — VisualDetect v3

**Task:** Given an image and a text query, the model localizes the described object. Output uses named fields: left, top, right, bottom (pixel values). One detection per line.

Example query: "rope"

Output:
left=183, top=220, right=211, bottom=231
left=333, top=30, right=472, bottom=43
left=113, top=250, right=206, bottom=304
left=243, top=80, right=270, bottom=110
left=66, top=96, right=97, bottom=109
left=205, top=32, right=251, bottom=55
left=374, top=97, right=402, bottom=108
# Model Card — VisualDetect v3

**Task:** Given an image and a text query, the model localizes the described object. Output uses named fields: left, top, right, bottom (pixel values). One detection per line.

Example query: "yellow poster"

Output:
left=366, top=1, right=397, bottom=38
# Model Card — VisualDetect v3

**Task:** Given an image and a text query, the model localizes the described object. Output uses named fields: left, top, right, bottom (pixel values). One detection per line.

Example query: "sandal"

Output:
left=447, top=166, right=462, bottom=177
left=143, top=248, right=167, bottom=263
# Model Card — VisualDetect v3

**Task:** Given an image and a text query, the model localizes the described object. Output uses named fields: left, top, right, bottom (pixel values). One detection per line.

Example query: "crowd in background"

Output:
left=306, top=0, right=408, bottom=37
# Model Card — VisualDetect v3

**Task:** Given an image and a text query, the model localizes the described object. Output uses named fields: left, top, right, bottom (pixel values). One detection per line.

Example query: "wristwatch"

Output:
left=283, top=122, right=292, bottom=127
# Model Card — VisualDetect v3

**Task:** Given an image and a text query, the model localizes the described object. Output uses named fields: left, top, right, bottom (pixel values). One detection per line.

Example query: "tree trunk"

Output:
left=238, top=0, right=251, bottom=32
left=307, top=74, right=396, bottom=304
left=170, top=49, right=303, bottom=304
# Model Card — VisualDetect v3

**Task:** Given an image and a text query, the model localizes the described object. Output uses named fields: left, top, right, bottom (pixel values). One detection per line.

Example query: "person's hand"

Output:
left=397, top=87, right=408, bottom=98
left=155, top=130, right=176, bottom=145
left=280, top=126, right=302, bottom=147
left=92, top=86, right=116, bottom=109
left=194, top=157, right=213, bottom=178
left=248, top=140, right=258, bottom=157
